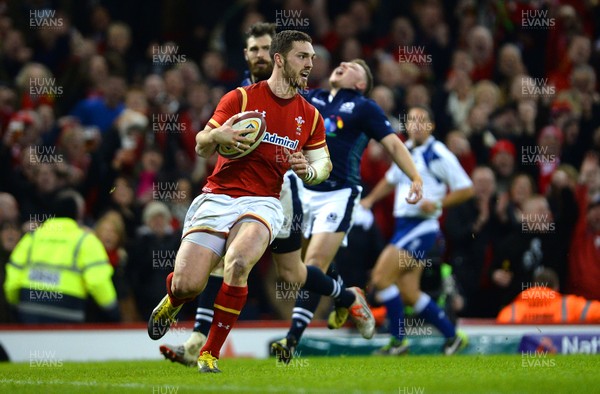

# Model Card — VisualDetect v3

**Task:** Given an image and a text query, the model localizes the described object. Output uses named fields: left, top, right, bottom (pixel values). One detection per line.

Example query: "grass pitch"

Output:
left=0, top=354, right=598, bottom=393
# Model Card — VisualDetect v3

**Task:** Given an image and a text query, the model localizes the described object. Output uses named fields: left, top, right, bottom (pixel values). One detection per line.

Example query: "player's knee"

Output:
left=171, top=272, right=203, bottom=299
left=224, top=255, right=252, bottom=281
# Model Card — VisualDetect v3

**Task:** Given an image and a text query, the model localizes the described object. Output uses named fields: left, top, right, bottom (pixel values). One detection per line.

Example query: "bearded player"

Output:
left=148, top=30, right=374, bottom=373
left=158, top=22, right=314, bottom=368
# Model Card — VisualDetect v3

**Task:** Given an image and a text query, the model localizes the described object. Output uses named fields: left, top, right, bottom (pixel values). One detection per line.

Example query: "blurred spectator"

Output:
left=497, top=268, right=600, bottom=323
left=371, top=85, right=400, bottom=132
left=555, top=64, right=599, bottom=119
left=535, top=125, right=563, bottom=194
left=105, top=103, right=149, bottom=175
left=127, top=201, right=180, bottom=320
left=467, top=26, right=494, bottom=82
left=473, top=80, right=501, bottom=114
left=104, top=22, right=133, bottom=80
left=464, top=104, right=494, bottom=161
left=97, top=176, right=142, bottom=240
left=374, top=17, right=415, bottom=63
left=320, top=13, right=359, bottom=55
left=548, top=35, right=592, bottom=93
left=446, top=166, right=507, bottom=317
left=58, top=42, right=106, bottom=115
left=70, top=75, right=126, bottom=134
left=545, top=166, right=579, bottom=285
left=413, top=0, right=450, bottom=79
left=445, top=131, right=476, bottom=175
left=337, top=37, right=363, bottom=64
left=445, top=69, right=474, bottom=131
left=182, top=82, right=213, bottom=134
left=0, top=85, right=17, bottom=135
left=94, top=210, right=140, bottom=322
left=560, top=116, right=585, bottom=169
left=200, top=50, right=237, bottom=89
left=490, top=195, right=567, bottom=310
left=4, top=190, right=120, bottom=323
left=135, top=147, right=165, bottom=205
left=0, top=220, right=22, bottom=322
left=19, top=163, right=62, bottom=225
left=514, top=100, right=537, bottom=145
left=0, top=29, right=33, bottom=81
left=0, top=193, right=19, bottom=223
left=494, top=44, right=526, bottom=105
left=55, top=123, right=92, bottom=188
left=489, top=140, right=517, bottom=193
left=14, top=63, right=55, bottom=110
left=569, top=155, right=600, bottom=301
left=143, top=74, right=166, bottom=116
left=496, top=173, right=536, bottom=232
left=405, top=84, right=430, bottom=109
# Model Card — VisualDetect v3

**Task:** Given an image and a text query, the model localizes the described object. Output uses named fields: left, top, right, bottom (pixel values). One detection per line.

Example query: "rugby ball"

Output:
left=217, top=111, right=266, bottom=159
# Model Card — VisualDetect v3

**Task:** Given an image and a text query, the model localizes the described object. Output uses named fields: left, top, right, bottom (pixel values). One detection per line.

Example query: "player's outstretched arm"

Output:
left=380, top=134, right=423, bottom=204
left=195, top=114, right=254, bottom=158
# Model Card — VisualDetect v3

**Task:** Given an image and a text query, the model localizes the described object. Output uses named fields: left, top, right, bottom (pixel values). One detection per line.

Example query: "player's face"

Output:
left=281, top=41, right=315, bottom=89
left=245, top=35, right=273, bottom=82
left=406, top=108, right=434, bottom=145
left=329, top=62, right=366, bottom=92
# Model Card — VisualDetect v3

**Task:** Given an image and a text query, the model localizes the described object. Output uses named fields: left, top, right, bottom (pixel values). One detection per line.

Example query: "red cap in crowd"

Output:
left=490, top=139, right=516, bottom=160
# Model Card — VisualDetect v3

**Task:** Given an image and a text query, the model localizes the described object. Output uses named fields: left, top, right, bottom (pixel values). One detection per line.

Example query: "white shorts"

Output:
left=182, top=193, right=284, bottom=253
left=303, top=186, right=362, bottom=247
left=276, top=171, right=307, bottom=239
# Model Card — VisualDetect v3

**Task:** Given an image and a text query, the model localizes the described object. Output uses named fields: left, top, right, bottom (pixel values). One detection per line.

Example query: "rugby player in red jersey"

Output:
left=147, top=30, right=374, bottom=373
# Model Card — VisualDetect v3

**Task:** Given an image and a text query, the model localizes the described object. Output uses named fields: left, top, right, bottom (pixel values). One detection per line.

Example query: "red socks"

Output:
left=166, top=272, right=194, bottom=307
left=200, top=282, right=248, bottom=359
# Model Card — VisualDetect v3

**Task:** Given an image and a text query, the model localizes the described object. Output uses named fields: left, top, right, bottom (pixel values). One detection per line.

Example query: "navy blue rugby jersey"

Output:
left=303, top=88, right=395, bottom=191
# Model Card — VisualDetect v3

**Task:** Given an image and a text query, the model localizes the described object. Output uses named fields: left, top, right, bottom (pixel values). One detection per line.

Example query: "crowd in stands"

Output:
left=1, top=0, right=599, bottom=323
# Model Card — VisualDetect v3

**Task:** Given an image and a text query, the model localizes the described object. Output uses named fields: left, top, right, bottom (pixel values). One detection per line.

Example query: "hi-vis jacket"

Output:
left=4, top=217, right=117, bottom=322
left=497, top=287, right=600, bottom=323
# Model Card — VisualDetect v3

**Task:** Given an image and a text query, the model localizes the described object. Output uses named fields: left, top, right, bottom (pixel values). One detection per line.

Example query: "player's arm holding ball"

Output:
left=195, top=114, right=255, bottom=158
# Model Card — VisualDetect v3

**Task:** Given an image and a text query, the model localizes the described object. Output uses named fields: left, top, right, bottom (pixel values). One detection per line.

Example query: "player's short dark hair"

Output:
left=269, top=30, right=312, bottom=60
left=351, top=59, right=373, bottom=96
left=245, top=22, right=276, bottom=45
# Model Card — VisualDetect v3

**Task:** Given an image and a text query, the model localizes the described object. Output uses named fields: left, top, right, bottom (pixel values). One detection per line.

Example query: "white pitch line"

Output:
left=0, top=379, right=382, bottom=393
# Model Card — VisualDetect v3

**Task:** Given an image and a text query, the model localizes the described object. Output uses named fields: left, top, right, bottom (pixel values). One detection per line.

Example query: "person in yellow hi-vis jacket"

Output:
left=4, top=190, right=120, bottom=323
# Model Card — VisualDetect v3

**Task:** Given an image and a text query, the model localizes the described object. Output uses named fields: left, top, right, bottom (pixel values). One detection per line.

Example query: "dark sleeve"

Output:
left=361, top=99, right=395, bottom=142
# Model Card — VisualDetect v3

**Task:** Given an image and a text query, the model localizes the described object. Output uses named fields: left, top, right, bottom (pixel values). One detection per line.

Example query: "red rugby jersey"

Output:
left=203, top=81, right=326, bottom=198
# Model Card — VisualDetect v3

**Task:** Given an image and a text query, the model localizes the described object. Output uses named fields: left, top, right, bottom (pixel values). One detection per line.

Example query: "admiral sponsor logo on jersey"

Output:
left=262, top=131, right=299, bottom=150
